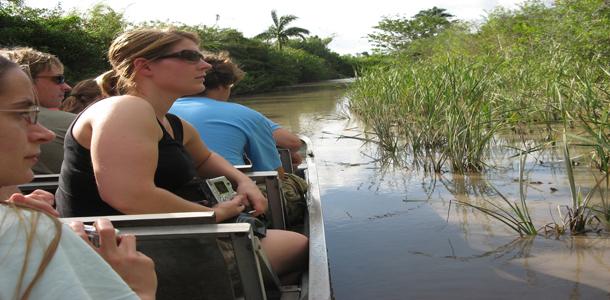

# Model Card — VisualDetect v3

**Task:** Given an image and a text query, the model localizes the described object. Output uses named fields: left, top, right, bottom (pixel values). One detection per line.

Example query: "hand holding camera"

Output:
left=69, top=219, right=157, bottom=299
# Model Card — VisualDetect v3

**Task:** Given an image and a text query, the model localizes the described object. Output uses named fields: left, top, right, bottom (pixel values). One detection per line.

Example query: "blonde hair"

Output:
left=0, top=47, right=63, bottom=78
left=96, top=70, right=120, bottom=97
left=0, top=202, right=62, bottom=300
left=102, top=28, right=200, bottom=95
left=60, top=78, right=102, bottom=113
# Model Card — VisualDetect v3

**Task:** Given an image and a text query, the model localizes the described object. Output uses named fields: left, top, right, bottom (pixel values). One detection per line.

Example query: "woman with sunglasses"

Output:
left=56, top=28, right=308, bottom=282
left=0, top=55, right=157, bottom=300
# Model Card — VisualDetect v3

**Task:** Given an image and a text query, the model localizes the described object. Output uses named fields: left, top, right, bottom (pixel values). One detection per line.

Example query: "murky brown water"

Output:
left=235, top=81, right=610, bottom=300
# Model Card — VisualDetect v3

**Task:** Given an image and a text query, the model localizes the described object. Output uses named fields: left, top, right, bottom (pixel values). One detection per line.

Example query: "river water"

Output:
left=235, top=81, right=610, bottom=300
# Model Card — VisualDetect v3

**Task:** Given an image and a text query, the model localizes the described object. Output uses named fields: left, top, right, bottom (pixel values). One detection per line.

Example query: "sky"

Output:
left=24, top=0, right=531, bottom=55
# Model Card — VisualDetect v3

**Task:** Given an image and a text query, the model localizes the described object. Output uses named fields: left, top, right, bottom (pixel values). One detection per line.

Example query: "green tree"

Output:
left=0, top=3, right=106, bottom=80
left=288, top=35, right=354, bottom=77
left=255, top=10, right=309, bottom=50
left=80, top=4, right=127, bottom=48
left=368, top=6, right=454, bottom=53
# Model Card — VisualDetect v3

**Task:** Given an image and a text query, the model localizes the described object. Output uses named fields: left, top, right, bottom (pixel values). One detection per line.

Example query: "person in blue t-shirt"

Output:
left=170, top=52, right=303, bottom=173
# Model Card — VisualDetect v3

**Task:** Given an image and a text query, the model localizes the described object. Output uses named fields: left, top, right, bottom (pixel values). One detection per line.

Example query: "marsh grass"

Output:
left=454, top=154, right=538, bottom=237
left=349, top=57, right=502, bottom=173
left=589, top=176, right=610, bottom=229
left=558, top=132, right=609, bottom=234
left=348, top=41, right=609, bottom=176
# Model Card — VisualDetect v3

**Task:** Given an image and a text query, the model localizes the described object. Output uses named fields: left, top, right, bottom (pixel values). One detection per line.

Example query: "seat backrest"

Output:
left=277, top=148, right=294, bottom=174
left=242, top=171, right=286, bottom=230
left=61, top=213, right=278, bottom=300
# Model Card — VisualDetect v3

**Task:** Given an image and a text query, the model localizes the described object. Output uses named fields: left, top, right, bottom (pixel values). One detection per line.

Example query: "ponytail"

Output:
left=96, top=70, right=120, bottom=97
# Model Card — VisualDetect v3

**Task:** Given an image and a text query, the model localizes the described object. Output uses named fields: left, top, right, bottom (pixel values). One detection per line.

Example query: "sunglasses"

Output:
left=36, top=74, right=66, bottom=84
left=0, top=105, right=40, bottom=124
left=156, top=50, right=205, bottom=63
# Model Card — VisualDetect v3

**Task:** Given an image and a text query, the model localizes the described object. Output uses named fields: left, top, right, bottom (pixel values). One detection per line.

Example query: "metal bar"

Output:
left=264, top=175, right=285, bottom=229
left=60, top=212, right=216, bottom=227
left=278, top=148, right=294, bottom=174
left=299, top=135, right=332, bottom=300
left=231, top=230, right=267, bottom=300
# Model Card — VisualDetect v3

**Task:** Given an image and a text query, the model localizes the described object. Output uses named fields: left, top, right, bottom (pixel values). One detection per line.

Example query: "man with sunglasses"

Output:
left=1, top=47, right=75, bottom=174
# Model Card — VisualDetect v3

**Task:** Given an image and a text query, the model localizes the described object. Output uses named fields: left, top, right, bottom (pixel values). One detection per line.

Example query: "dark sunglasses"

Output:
left=36, top=74, right=66, bottom=84
left=156, top=50, right=204, bottom=63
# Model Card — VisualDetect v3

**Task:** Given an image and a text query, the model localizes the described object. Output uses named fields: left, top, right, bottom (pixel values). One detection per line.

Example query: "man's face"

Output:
left=33, top=65, right=72, bottom=108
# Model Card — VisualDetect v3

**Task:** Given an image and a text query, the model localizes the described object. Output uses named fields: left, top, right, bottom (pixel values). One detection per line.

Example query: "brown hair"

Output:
left=60, top=78, right=102, bottom=113
left=0, top=55, right=19, bottom=94
left=96, top=70, right=120, bottom=97
left=102, top=28, right=200, bottom=95
left=200, top=52, right=245, bottom=93
left=0, top=47, right=63, bottom=78
left=0, top=56, right=38, bottom=106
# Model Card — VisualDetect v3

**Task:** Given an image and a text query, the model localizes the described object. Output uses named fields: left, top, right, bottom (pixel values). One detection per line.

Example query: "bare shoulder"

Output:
left=74, top=96, right=161, bottom=148
left=81, top=96, right=157, bottom=128
left=180, top=117, right=197, bottom=140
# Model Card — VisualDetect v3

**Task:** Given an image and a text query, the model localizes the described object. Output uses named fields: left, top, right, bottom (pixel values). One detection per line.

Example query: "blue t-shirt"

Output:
left=170, top=97, right=281, bottom=171
left=266, top=117, right=280, bottom=131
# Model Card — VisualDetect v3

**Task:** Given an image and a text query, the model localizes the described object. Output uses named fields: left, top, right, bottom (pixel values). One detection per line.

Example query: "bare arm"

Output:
left=182, top=119, right=268, bottom=216
left=85, top=98, right=239, bottom=221
left=273, top=128, right=303, bottom=165
left=272, top=128, right=302, bottom=152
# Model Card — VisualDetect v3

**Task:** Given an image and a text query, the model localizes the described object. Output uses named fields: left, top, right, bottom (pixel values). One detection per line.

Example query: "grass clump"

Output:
left=349, top=57, right=502, bottom=173
left=453, top=154, right=538, bottom=237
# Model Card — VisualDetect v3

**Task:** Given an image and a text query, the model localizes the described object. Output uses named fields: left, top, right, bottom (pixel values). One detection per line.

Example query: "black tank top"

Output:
left=56, top=113, right=199, bottom=217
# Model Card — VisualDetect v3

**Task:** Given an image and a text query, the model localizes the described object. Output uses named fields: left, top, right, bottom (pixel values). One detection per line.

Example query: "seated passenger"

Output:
left=170, top=52, right=303, bottom=170
left=0, top=55, right=156, bottom=300
left=55, top=28, right=307, bottom=281
left=0, top=47, right=75, bottom=174
left=60, top=78, right=104, bottom=114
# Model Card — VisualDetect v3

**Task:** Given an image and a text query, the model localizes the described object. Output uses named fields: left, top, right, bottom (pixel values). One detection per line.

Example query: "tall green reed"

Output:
left=349, top=56, right=502, bottom=173
left=565, top=68, right=610, bottom=174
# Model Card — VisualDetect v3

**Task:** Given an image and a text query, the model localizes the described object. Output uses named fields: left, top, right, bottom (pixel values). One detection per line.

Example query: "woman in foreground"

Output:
left=0, top=56, right=156, bottom=299
left=56, top=28, right=307, bottom=281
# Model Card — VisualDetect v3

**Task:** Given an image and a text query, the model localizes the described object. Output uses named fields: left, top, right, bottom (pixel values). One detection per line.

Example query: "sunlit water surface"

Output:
left=235, top=82, right=610, bottom=300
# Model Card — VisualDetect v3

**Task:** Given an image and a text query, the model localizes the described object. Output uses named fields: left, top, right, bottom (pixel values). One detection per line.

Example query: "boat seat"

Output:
left=241, top=171, right=286, bottom=230
left=277, top=148, right=294, bottom=174
left=19, top=171, right=286, bottom=231
left=61, top=212, right=284, bottom=300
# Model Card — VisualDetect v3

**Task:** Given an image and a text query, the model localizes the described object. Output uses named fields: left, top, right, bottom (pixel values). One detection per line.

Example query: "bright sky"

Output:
left=25, top=0, right=530, bottom=55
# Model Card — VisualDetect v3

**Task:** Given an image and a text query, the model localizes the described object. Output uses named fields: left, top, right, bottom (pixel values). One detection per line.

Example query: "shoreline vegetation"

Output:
left=3, top=0, right=609, bottom=237
left=0, top=2, right=361, bottom=95
left=347, top=0, right=610, bottom=236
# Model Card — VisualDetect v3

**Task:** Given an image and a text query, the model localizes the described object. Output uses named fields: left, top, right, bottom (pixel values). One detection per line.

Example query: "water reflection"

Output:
left=236, top=83, right=610, bottom=299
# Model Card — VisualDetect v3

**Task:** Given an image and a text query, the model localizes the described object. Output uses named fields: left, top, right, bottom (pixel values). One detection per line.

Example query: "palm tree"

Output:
left=255, top=10, right=309, bottom=50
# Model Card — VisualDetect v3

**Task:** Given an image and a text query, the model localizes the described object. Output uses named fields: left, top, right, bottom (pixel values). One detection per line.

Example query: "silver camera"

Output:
left=202, top=176, right=237, bottom=203
left=83, top=224, right=120, bottom=247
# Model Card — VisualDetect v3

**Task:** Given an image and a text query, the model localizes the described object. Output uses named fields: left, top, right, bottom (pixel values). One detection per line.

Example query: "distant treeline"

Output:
left=0, top=2, right=359, bottom=94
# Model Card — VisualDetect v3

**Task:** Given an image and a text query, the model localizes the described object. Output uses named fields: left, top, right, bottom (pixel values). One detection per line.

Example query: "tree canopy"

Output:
left=368, top=6, right=454, bottom=53
left=255, top=10, right=310, bottom=50
left=0, top=3, right=353, bottom=94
